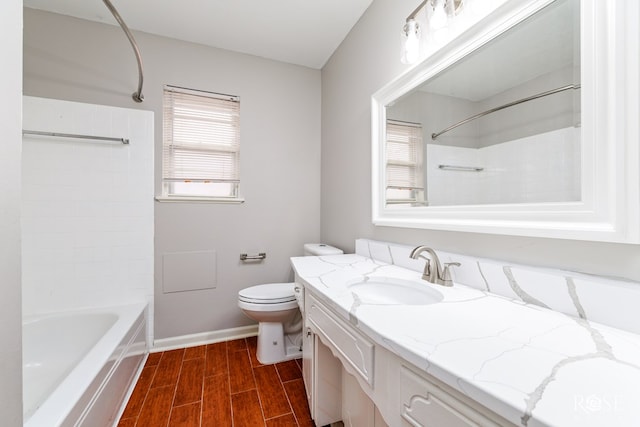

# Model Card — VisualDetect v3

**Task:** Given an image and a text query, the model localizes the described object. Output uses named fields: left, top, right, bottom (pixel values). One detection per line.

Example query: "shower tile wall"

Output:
left=426, top=127, right=580, bottom=206
left=21, top=96, right=154, bottom=315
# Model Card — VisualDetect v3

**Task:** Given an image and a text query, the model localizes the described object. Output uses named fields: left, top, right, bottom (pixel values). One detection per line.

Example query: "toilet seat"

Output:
left=238, top=283, right=296, bottom=304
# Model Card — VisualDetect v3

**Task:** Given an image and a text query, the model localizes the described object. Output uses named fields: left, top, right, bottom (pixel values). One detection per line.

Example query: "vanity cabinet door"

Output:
left=342, top=370, right=389, bottom=427
left=313, top=334, right=342, bottom=426
left=342, top=369, right=390, bottom=427
left=400, top=366, right=508, bottom=427
left=342, top=368, right=376, bottom=427
left=302, top=326, right=313, bottom=406
left=302, top=297, right=342, bottom=426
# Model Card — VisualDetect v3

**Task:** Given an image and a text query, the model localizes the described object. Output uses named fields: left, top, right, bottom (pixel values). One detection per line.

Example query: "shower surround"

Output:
left=21, top=96, right=154, bottom=425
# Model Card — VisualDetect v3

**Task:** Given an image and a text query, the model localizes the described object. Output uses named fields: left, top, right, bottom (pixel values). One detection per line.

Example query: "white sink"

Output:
left=347, top=277, right=443, bottom=305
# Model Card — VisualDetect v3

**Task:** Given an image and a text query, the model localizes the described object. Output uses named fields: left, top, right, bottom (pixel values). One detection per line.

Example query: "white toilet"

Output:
left=238, top=243, right=343, bottom=364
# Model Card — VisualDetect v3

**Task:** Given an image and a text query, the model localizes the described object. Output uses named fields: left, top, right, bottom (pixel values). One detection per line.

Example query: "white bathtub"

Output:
left=23, top=303, right=148, bottom=427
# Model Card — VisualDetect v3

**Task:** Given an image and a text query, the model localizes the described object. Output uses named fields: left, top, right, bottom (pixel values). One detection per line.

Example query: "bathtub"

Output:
left=23, top=303, right=148, bottom=427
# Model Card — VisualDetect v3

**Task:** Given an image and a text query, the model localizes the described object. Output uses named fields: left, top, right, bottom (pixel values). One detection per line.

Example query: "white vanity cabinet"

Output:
left=301, top=288, right=516, bottom=427
left=301, top=291, right=343, bottom=426
left=306, top=293, right=375, bottom=387
left=303, top=289, right=375, bottom=426
left=302, top=328, right=342, bottom=426
left=301, top=323, right=313, bottom=405
left=399, top=366, right=513, bottom=427
left=343, top=370, right=389, bottom=427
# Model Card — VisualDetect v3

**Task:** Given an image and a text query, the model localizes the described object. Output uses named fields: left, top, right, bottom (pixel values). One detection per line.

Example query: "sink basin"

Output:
left=346, top=277, right=443, bottom=305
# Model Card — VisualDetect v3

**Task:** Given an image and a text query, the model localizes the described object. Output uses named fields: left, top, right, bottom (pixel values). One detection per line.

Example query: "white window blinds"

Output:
left=162, top=85, right=240, bottom=200
left=385, top=120, right=425, bottom=205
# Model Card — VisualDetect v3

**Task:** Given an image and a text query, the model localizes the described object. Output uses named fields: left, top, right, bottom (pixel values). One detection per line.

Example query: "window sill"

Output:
left=155, top=196, right=245, bottom=204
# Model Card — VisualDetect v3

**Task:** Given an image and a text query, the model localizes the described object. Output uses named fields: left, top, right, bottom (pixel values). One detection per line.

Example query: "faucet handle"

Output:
left=441, top=262, right=461, bottom=287
left=421, top=259, right=433, bottom=282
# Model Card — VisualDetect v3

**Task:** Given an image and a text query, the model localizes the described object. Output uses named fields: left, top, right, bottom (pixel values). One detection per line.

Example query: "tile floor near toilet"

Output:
left=118, top=336, right=314, bottom=427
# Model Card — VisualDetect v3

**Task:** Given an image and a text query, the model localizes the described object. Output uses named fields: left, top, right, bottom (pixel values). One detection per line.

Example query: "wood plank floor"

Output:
left=118, top=336, right=314, bottom=427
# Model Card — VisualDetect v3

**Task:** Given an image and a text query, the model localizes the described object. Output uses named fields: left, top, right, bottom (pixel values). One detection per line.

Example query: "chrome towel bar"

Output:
left=438, top=164, right=483, bottom=172
left=240, top=253, right=267, bottom=261
left=23, top=130, right=129, bottom=145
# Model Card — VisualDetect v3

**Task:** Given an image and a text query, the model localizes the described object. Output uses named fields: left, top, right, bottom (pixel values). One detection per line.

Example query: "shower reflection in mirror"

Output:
left=386, top=0, right=581, bottom=208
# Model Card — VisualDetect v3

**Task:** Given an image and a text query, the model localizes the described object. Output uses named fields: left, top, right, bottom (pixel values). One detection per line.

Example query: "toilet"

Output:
left=238, top=243, right=343, bottom=364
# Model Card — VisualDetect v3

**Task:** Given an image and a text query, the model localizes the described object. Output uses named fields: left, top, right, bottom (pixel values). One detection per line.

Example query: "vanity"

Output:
left=291, top=239, right=640, bottom=427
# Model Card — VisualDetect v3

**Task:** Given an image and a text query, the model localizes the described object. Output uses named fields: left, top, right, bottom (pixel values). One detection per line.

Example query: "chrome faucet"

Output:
left=409, top=245, right=460, bottom=286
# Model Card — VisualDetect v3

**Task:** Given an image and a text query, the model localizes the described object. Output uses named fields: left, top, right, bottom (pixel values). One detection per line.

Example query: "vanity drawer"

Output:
left=400, top=366, right=508, bottom=427
left=307, top=295, right=375, bottom=386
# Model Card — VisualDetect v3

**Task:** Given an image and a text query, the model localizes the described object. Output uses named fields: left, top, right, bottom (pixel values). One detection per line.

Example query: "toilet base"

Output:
left=256, top=322, right=302, bottom=364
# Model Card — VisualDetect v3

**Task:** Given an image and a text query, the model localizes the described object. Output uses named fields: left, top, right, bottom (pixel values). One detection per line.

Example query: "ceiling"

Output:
left=22, top=0, right=373, bottom=69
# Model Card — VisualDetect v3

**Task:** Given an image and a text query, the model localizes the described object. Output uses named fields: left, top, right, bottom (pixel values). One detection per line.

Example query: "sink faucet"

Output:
left=409, top=246, right=460, bottom=286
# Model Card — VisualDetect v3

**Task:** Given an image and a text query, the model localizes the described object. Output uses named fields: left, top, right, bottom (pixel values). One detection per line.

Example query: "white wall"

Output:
left=0, top=0, right=23, bottom=424
left=321, top=0, right=640, bottom=281
left=23, top=8, right=322, bottom=339
left=21, top=97, right=154, bottom=316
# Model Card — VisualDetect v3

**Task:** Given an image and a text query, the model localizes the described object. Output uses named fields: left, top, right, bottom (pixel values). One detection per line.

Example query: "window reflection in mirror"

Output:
left=385, top=0, right=580, bottom=207
left=385, top=120, right=425, bottom=206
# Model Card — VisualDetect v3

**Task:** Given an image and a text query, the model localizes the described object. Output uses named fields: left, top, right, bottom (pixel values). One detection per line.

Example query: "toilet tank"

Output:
left=303, top=243, right=343, bottom=256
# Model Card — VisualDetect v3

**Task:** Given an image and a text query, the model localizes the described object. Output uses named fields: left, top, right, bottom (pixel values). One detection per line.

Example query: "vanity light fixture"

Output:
left=401, top=0, right=463, bottom=64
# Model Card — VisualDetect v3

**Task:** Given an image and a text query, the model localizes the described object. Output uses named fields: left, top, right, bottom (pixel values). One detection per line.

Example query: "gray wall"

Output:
left=24, top=8, right=322, bottom=339
left=1, top=0, right=23, bottom=424
left=320, top=0, right=640, bottom=282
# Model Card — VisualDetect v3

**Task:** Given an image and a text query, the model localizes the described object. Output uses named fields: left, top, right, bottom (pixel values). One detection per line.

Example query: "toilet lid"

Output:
left=238, top=283, right=296, bottom=304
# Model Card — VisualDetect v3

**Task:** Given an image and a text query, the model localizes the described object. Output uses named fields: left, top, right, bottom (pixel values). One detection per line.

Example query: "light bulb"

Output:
left=445, top=0, right=457, bottom=18
left=401, top=19, right=420, bottom=64
left=430, top=0, right=448, bottom=30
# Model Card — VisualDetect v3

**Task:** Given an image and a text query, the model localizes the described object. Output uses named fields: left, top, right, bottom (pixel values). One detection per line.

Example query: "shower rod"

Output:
left=431, top=84, right=581, bottom=140
left=102, top=0, right=144, bottom=103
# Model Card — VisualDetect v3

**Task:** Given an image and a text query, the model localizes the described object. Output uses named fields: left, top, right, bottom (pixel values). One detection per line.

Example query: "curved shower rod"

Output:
left=431, top=84, right=581, bottom=140
left=102, top=0, right=144, bottom=103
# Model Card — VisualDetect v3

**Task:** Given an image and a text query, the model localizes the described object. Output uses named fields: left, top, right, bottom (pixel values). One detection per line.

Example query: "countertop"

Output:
left=291, top=254, right=640, bottom=427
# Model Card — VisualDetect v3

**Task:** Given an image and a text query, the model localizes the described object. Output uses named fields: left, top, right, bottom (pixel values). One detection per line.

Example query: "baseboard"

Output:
left=152, top=324, right=258, bottom=352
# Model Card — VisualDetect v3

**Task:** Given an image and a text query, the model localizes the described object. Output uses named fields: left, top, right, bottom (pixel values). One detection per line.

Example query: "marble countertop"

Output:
left=291, top=254, right=640, bottom=427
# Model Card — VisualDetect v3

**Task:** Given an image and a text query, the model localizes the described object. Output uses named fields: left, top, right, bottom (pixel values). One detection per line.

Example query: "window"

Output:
left=162, top=85, right=241, bottom=201
left=385, top=120, right=425, bottom=206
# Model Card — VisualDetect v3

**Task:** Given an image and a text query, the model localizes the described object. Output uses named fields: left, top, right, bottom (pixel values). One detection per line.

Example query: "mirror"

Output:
left=387, top=0, right=580, bottom=207
left=372, top=0, right=640, bottom=243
